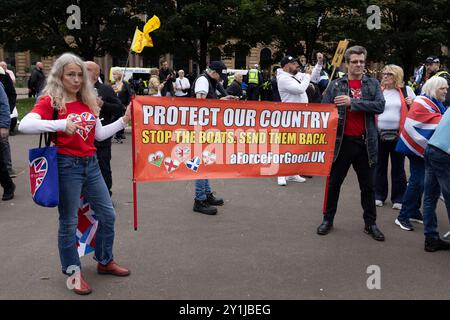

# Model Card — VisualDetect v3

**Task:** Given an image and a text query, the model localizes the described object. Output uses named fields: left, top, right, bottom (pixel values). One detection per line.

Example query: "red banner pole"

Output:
left=322, top=176, right=330, bottom=215
left=130, top=98, right=138, bottom=231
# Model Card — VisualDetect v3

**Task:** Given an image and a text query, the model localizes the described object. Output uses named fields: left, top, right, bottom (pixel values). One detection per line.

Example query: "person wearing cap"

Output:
left=275, top=54, right=321, bottom=186
left=191, top=61, right=234, bottom=215
left=413, top=56, right=450, bottom=106
left=246, top=64, right=263, bottom=101
left=316, top=45, right=386, bottom=242
left=412, top=56, right=441, bottom=95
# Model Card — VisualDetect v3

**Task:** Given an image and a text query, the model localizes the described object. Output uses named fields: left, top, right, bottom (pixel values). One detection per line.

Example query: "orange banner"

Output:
left=132, top=96, right=338, bottom=182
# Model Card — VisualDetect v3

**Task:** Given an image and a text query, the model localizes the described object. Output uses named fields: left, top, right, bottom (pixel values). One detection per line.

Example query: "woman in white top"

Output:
left=175, top=69, right=191, bottom=97
left=375, top=64, right=415, bottom=210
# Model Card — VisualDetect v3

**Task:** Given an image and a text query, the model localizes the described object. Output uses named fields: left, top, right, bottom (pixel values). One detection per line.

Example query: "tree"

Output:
left=0, top=0, right=143, bottom=60
left=138, top=0, right=242, bottom=72
left=319, top=0, right=450, bottom=77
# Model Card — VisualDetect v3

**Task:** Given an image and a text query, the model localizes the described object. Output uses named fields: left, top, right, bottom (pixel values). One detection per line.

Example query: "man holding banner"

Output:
left=317, top=45, right=386, bottom=241
left=191, top=61, right=230, bottom=215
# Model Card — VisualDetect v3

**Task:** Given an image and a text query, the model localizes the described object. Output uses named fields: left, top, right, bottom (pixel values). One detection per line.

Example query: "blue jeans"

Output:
left=423, top=146, right=450, bottom=240
left=195, top=179, right=212, bottom=201
left=57, top=154, right=115, bottom=273
left=397, top=155, right=424, bottom=221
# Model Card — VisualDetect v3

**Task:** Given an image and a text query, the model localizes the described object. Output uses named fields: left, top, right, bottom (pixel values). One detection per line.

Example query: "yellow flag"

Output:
left=130, top=27, right=153, bottom=53
left=130, top=16, right=160, bottom=54
left=143, top=15, right=161, bottom=35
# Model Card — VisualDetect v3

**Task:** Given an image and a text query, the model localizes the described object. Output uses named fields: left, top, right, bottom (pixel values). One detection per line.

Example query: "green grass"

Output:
left=16, top=98, right=36, bottom=120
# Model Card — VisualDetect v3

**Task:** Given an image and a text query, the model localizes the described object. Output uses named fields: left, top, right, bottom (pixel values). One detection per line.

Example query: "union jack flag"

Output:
left=76, top=195, right=98, bottom=257
left=174, top=146, right=191, bottom=163
left=29, top=157, right=48, bottom=197
left=396, top=96, right=446, bottom=157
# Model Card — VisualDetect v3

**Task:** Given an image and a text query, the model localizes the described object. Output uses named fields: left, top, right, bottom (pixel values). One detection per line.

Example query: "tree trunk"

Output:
left=199, top=19, right=209, bottom=72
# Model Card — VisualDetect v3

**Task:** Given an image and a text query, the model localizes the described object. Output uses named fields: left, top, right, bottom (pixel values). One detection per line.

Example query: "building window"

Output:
left=260, top=48, right=272, bottom=70
left=113, top=56, right=128, bottom=67
left=143, top=54, right=160, bottom=68
left=235, top=49, right=247, bottom=69
left=209, top=47, right=221, bottom=62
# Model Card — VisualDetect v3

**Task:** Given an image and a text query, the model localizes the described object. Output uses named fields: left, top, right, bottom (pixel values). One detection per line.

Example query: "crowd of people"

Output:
left=0, top=45, right=449, bottom=295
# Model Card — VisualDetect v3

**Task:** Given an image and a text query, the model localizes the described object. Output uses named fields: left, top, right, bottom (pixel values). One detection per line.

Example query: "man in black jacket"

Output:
left=29, top=62, right=46, bottom=97
left=159, top=60, right=175, bottom=97
left=86, top=61, right=123, bottom=196
left=226, top=72, right=243, bottom=98
left=0, top=83, right=14, bottom=200
left=0, top=68, right=16, bottom=177
left=316, top=46, right=386, bottom=242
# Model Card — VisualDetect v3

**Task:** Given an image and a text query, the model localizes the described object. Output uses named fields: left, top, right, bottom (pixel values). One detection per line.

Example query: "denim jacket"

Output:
left=322, top=75, right=385, bottom=166
left=0, top=83, right=11, bottom=129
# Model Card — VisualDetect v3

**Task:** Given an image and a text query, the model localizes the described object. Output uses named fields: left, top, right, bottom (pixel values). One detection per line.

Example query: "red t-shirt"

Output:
left=32, top=96, right=97, bottom=157
left=344, top=80, right=366, bottom=136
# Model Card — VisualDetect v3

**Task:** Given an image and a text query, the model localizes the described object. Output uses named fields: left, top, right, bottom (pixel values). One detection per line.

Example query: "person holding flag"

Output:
left=316, top=45, right=386, bottom=241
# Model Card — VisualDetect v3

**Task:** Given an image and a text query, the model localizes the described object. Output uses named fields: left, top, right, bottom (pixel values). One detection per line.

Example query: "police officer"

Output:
left=246, top=64, right=263, bottom=101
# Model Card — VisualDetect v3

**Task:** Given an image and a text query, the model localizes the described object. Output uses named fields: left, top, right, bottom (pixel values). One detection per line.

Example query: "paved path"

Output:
left=1, top=132, right=450, bottom=300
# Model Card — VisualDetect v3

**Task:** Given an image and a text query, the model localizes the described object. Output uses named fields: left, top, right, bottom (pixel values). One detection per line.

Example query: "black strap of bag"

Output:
left=39, top=107, right=59, bottom=148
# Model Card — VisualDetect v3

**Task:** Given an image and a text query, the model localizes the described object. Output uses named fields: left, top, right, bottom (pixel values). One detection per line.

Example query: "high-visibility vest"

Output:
left=261, top=80, right=271, bottom=90
left=228, top=74, right=235, bottom=86
left=248, top=69, right=259, bottom=84
left=433, top=70, right=450, bottom=79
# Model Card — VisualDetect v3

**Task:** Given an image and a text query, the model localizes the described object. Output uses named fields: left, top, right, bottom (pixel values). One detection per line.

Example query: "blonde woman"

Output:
left=19, top=53, right=131, bottom=295
left=111, top=69, right=132, bottom=142
left=375, top=64, right=415, bottom=211
left=148, top=68, right=163, bottom=96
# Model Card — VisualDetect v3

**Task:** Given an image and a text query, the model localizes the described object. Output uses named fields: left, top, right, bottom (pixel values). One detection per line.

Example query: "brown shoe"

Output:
left=70, top=273, right=92, bottom=295
left=97, top=260, right=130, bottom=276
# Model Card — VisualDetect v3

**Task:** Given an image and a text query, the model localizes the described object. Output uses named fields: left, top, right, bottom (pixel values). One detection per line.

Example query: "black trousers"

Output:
left=324, top=136, right=377, bottom=226
left=247, top=84, right=260, bottom=101
left=0, top=141, right=13, bottom=192
left=161, top=81, right=175, bottom=97
left=96, top=145, right=112, bottom=196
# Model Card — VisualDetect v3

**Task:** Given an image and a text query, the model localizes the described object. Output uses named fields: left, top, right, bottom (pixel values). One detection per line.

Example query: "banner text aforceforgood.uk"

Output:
left=132, top=96, right=338, bottom=182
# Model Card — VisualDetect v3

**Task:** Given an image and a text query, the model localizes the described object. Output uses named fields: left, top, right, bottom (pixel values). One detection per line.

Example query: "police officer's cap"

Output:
left=425, top=56, right=440, bottom=64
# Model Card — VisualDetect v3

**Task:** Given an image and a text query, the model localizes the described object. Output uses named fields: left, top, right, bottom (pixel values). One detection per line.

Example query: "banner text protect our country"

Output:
left=132, top=97, right=338, bottom=182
